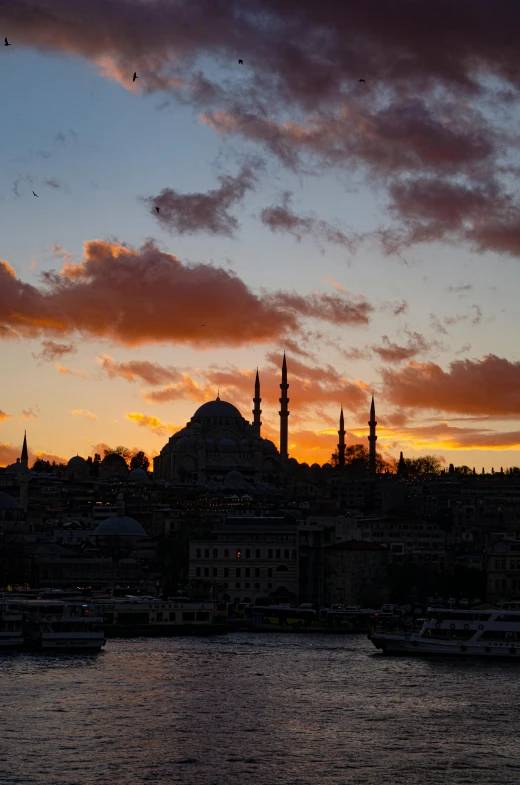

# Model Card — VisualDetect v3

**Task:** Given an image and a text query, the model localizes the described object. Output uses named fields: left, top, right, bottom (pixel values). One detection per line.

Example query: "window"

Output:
left=204, top=568, right=209, bottom=577
left=267, top=568, right=273, bottom=577
left=268, top=549, right=273, bottom=558
left=236, top=549, right=242, bottom=559
left=224, top=549, right=229, bottom=559
left=156, top=612, right=163, bottom=621
left=235, top=582, right=241, bottom=589
left=196, top=611, right=210, bottom=621
left=224, top=568, right=229, bottom=578
left=495, top=580, right=501, bottom=589
left=284, top=549, right=289, bottom=559
left=256, top=549, right=260, bottom=558
left=213, top=548, right=218, bottom=558
left=292, top=550, right=296, bottom=559
left=213, top=568, right=218, bottom=577
left=182, top=611, right=196, bottom=622
left=204, top=549, right=210, bottom=558
left=245, top=549, right=251, bottom=558
left=276, top=549, right=281, bottom=558
left=255, top=583, right=260, bottom=589
left=255, top=568, right=260, bottom=577
left=196, top=548, right=201, bottom=558
left=276, top=565, right=288, bottom=572
left=245, top=568, right=250, bottom=577
left=268, top=583, right=272, bottom=589
left=245, top=583, right=250, bottom=589
left=236, top=568, right=241, bottom=577
left=169, top=612, right=176, bottom=621
left=196, top=568, right=201, bottom=577
left=224, top=583, right=229, bottom=589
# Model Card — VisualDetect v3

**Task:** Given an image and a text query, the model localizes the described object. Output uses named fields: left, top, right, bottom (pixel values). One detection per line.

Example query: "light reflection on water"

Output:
left=1, top=633, right=519, bottom=784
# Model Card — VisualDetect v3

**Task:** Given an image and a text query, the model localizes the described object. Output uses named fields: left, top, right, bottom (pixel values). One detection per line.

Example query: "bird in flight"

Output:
left=359, top=78, right=366, bottom=83
left=238, top=59, right=243, bottom=65
left=201, top=324, right=206, bottom=327
left=32, top=191, right=39, bottom=197
left=155, top=206, right=160, bottom=213
left=4, top=37, right=11, bottom=46
left=133, top=72, right=138, bottom=82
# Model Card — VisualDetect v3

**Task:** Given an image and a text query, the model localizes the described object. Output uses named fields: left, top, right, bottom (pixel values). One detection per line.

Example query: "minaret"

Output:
left=337, top=406, right=346, bottom=467
left=367, top=396, right=377, bottom=475
left=252, top=368, right=262, bottom=436
left=279, top=353, right=290, bottom=461
left=19, top=431, right=29, bottom=513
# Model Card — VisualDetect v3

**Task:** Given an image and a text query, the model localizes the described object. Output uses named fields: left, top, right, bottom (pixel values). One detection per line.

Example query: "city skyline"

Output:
left=2, top=2, right=520, bottom=470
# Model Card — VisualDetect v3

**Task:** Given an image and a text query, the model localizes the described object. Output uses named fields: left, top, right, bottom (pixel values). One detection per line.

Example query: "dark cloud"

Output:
left=145, top=164, right=259, bottom=236
left=260, top=192, right=358, bottom=250
left=32, top=340, right=77, bottom=362
left=372, top=331, right=434, bottom=364
left=4, top=1, right=520, bottom=257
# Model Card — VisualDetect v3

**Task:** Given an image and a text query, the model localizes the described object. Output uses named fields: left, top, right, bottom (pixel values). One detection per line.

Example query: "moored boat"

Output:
left=370, top=606, right=520, bottom=658
left=17, top=600, right=105, bottom=651
left=0, top=601, right=24, bottom=649
left=91, top=597, right=226, bottom=637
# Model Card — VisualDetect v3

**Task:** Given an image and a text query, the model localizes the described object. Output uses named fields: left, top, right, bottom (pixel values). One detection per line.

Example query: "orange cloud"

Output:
left=33, top=340, right=77, bottom=362
left=126, top=412, right=178, bottom=437
left=70, top=409, right=98, bottom=420
left=382, top=354, right=520, bottom=416
left=56, top=363, right=87, bottom=378
left=0, top=411, right=12, bottom=422
left=0, top=240, right=373, bottom=348
left=0, top=442, right=67, bottom=468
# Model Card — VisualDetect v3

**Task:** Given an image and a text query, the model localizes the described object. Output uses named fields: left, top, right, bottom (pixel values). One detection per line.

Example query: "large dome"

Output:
left=193, top=398, right=242, bottom=419
left=93, top=515, right=146, bottom=537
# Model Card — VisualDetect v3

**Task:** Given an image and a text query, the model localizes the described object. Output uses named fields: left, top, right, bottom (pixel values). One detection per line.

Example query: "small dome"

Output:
left=193, top=399, right=242, bottom=419
left=93, top=515, right=146, bottom=537
left=205, top=437, right=215, bottom=447
left=311, top=462, right=321, bottom=469
left=239, top=439, right=249, bottom=449
left=0, top=491, right=19, bottom=510
left=219, top=437, right=236, bottom=448
left=171, top=428, right=189, bottom=440
left=5, top=462, right=21, bottom=476
left=224, top=470, right=245, bottom=486
left=68, top=455, right=86, bottom=466
left=129, top=468, right=149, bottom=482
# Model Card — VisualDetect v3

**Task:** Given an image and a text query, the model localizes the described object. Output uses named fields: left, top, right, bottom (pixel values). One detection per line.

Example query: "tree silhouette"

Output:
left=130, top=451, right=150, bottom=471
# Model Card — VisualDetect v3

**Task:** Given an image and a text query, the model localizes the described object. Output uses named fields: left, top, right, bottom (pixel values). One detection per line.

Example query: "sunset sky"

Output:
left=2, top=1, right=520, bottom=470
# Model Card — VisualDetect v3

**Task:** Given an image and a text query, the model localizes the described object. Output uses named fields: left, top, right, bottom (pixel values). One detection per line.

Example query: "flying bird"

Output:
left=32, top=191, right=39, bottom=197
left=238, top=59, right=243, bottom=65
left=155, top=206, right=160, bottom=213
left=4, top=37, right=11, bottom=46
left=359, top=78, right=366, bottom=83
left=133, top=72, right=138, bottom=82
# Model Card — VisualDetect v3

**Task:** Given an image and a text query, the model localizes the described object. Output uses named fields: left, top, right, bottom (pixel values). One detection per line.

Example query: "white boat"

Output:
left=0, top=601, right=24, bottom=649
left=91, top=597, right=224, bottom=637
left=370, top=606, right=520, bottom=658
left=18, top=600, right=105, bottom=651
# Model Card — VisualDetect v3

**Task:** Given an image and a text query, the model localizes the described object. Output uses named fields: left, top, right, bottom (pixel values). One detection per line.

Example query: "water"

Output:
left=1, top=633, right=519, bottom=785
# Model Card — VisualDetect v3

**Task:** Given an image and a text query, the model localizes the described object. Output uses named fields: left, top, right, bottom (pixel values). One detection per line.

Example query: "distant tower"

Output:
left=337, top=406, right=346, bottom=467
left=279, top=353, right=290, bottom=461
left=253, top=368, right=262, bottom=436
left=19, top=431, right=29, bottom=513
left=397, top=451, right=407, bottom=477
left=367, top=396, right=377, bottom=475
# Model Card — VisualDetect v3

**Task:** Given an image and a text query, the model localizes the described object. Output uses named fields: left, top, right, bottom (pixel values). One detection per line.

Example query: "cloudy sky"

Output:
left=1, top=0, right=520, bottom=469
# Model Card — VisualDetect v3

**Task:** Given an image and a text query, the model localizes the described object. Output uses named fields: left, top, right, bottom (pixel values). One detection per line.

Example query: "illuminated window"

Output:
left=236, top=549, right=242, bottom=559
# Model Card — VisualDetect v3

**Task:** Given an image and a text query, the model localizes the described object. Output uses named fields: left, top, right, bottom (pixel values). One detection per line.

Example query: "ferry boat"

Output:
left=91, top=597, right=225, bottom=637
left=370, top=606, right=520, bottom=658
left=0, top=601, right=24, bottom=649
left=18, top=600, right=105, bottom=651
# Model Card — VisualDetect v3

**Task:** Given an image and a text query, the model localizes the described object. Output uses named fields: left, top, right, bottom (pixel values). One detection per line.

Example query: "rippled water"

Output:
left=1, top=633, right=520, bottom=784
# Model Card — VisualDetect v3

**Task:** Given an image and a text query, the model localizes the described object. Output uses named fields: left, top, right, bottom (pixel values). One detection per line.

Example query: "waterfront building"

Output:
left=324, top=540, right=390, bottom=607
